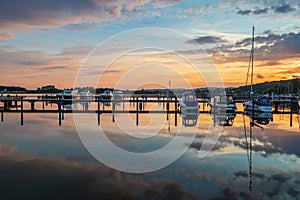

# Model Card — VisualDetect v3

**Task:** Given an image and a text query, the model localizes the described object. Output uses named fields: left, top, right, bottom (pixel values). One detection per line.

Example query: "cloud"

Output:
left=210, top=31, right=300, bottom=66
left=40, top=65, right=68, bottom=71
left=186, top=36, right=228, bottom=45
left=237, top=9, right=252, bottom=15
left=272, top=4, right=296, bottom=13
left=0, top=0, right=165, bottom=41
left=0, top=30, right=15, bottom=41
left=253, top=8, right=268, bottom=15
left=62, top=23, right=99, bottom=32
left=151, top=0, right=182, bottom=8
left=17, top=60, right=49, bottom=66
left=257, top=74, right=264, bottom=79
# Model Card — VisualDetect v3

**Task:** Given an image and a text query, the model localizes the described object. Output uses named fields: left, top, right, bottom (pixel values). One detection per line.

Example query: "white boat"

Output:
left=244, top=96, right=272, bottom=112
left=209, top=96, right=237, bottom=112
left=245, top=111, right=273, bottom=125
left=113, top=91, right=123, bottom=100
left=180, top=91, right=199, bottom=113
left=113, top=91, right=123, bottom=105
left=100, top=90, right=112, bottom=100
left=58, top=89, right=73, bottom=104
left=243, top=26, right=272, bottom=113
left=99, top=90, right=112, bottom=106
left=78, top=90, right=91, bottom=99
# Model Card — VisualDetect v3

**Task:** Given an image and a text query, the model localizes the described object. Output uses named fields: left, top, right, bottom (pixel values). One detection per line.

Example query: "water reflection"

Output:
left=181, top=111, right=199, bottom=127
left=62, top=103, right=72, bottom=110
left=0, top=112, right=299, bottom=199
left=245, top=111, right=273, bottom=126
left=215, top=112, right=237, bottom=126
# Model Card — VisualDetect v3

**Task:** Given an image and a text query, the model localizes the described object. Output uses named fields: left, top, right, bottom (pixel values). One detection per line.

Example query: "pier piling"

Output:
left=58, top=98, right=62, bottom=126
left=136, top=98, right=139, bottom=126
left=20, top=97, right=23, bottom=126
left=112, top=100, right=115, bottom=122
left=30, top=101, right=35, bottom=110
left=213, top=98, right=216, bottom=127
left=290, top=98, right=293, bottom=127
left=97, top=98, right=101, bottom=126
left=42, top=95, right=45, bottom=110
left=175, top=97, right=177, bottom=127
left=166, top=102, right=169, bottom=121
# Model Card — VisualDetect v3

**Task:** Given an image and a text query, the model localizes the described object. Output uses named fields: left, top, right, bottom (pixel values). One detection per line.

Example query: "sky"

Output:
left=0, top=0, right=299, bottom=89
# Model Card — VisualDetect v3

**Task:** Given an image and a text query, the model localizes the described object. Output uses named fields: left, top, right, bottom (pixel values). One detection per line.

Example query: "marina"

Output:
left=1, top=0, right=300, bottom=199
left=0, top=94, right=299, bottom=128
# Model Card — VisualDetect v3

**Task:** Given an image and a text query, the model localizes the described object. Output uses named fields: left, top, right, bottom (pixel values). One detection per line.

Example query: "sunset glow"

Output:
left=0, top=0, right=299, bottom=89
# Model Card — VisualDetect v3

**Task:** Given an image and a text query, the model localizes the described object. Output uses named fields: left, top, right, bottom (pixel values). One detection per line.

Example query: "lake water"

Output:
left=0, top=104, right=299, bottom=199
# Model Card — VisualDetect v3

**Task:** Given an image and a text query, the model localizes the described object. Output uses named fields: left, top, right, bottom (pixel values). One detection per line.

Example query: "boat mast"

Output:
left=250, top=26, right=255, bottom=96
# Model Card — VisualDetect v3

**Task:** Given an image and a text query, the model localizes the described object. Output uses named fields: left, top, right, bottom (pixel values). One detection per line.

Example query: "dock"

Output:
left=0, top=95, right=299, bottom=126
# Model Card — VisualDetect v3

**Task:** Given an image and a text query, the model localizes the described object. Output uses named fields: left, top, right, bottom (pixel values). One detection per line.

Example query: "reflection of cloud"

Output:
left=234, top=170, right=265, bottom=179
left=0, top=142, right=197, bottom=200
left=231, top=169, right=300, bottom=199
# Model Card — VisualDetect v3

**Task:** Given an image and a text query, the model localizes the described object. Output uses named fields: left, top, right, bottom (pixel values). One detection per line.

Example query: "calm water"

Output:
left=0, top=105, right=299, bottom=199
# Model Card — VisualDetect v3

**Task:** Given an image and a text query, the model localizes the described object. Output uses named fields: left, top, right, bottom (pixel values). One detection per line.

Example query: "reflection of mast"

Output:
left=249, top=119, right=253, bottom=191
left=243, top=114, right=252, bottom=191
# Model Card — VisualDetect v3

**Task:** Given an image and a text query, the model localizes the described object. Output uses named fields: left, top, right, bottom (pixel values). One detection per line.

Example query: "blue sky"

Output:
left=0, top=0, right=299, bottom=89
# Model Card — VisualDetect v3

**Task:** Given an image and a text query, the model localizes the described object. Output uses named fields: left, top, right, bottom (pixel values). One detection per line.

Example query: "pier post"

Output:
left=290, top=98, right=293, bottom=127
left=58, top=98, right=62, bottom=126
left=251, top=99, right=255, bottom=126
left=136, top=98, right=139, bottom=126
left=4, top=101, right=7, bottom=111
left=213, top=98, right=216, bottom=127
left=21, top=97, right=23, bottom=126
left=175, top=97, right=177, bottom=127
left=274, top=102, right=278, bottom=113
left=62, top=105, right=65, bottom=120
left=97, top=97, right=101, bottom=126
left=166, top=102, right=169, bottom=121
left=42, top=95, right=45, bottom=110
left=45, top=95, right=48, bottom=106
left=31, top=101, right=35, bottom=110
left=112, top=100, right=115, bottom=122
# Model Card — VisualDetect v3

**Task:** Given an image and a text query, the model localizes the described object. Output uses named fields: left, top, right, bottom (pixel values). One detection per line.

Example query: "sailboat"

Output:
left=244, top=26, right=272, bottom=113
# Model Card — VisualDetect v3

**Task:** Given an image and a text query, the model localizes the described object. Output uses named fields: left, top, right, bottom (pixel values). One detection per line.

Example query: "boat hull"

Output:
left=244, top=102, right=272, bottom=112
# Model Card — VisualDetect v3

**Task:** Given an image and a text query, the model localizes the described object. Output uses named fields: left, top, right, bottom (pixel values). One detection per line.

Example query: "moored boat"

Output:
left=209, top=95, right=237, bottom=113
left=243, top=26, right=272, bottom=113
left=58, top=89, right=73, bottom=104
left=180, top=91, right=200, bottom=114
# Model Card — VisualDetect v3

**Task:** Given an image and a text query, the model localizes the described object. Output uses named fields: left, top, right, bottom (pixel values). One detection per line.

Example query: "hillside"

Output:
left=229, top=78, right=300, bottom=96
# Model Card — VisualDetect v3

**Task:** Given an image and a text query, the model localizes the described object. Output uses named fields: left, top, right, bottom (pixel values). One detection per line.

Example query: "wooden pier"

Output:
left=0, top=95, right=299, bottom=126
